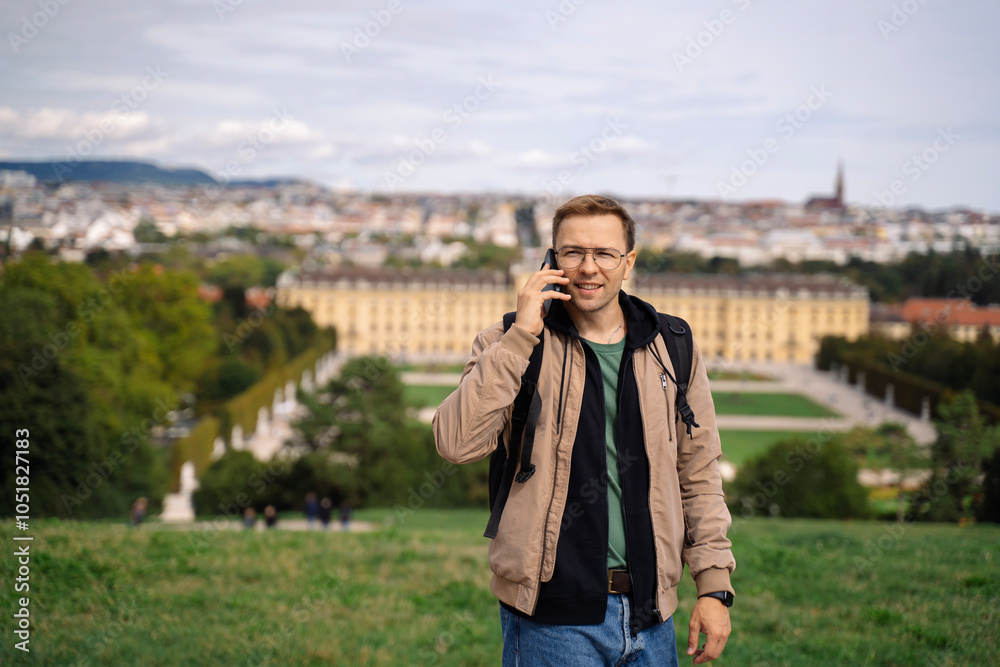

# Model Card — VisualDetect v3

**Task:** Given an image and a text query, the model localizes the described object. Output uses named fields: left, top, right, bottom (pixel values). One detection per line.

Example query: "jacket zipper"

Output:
left=536, top=338, right=573, bottom=591
left=619, top=353, right=635, bottom=633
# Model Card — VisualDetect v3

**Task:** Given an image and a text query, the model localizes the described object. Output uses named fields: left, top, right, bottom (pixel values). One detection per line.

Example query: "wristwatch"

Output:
left=698, top=591, right=734, bottom=607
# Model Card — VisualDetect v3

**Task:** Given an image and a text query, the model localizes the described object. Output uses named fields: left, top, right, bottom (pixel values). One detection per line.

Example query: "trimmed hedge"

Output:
left=819, top=336, right=1000, bottom=424
left=169, top=333, right=335, bottom=491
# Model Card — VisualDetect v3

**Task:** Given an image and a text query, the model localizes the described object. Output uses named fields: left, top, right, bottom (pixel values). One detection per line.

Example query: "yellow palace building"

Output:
left=276, top=266, right=868, bottom=364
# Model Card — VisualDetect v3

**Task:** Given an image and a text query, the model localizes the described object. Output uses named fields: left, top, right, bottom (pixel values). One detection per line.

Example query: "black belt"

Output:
left=608, top=569, right=632, bottom=594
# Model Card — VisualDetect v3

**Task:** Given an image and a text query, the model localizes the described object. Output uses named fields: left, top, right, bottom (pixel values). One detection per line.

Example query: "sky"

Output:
left=1, top=0, right=998, bottom=212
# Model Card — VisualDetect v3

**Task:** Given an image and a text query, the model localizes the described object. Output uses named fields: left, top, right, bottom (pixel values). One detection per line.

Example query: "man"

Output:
left=433, top=195, right=734, bottom=666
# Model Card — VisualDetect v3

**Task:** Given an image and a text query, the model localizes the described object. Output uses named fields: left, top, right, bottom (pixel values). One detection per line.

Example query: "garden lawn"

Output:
left=718, top=430, right=825, bottom=465
left=2, top=512, right=998, bottom=665
left=712, top=392, right=840, bottom=418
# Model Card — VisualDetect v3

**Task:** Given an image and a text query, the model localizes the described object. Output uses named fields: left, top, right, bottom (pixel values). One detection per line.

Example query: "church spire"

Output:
left=835, top=161, right=844, bottom=207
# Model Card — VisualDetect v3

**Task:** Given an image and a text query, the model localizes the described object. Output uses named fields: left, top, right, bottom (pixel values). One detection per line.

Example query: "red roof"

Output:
left=901, top=298, right=1000, bottom=327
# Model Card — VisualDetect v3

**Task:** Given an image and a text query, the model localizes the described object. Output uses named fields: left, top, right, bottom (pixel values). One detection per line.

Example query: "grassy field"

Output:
left=712, top=392, right=841, bottom=418
left=2, top=511, right=998, bottom=666
left=707, top=370, right=774, bottom=382
left=718, top=430, right=824, bottom=465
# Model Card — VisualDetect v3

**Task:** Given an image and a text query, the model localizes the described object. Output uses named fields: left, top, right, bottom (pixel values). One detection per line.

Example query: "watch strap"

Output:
left=698, top=591, right=734, bottom=607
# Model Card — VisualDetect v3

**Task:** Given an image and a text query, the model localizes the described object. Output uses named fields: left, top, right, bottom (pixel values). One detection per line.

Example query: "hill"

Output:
left=1, top=512, right=997, bottom=665
left=0, top=159, right=217, bottom=185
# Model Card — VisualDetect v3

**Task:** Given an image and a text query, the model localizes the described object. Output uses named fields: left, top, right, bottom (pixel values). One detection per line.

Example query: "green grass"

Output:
left=402, top=384, right=458, bottom=409
left=708, top=370, right=774, bottom=382
left=719, top=430, right=825, bottom=465
left=2, top=513, right=997, bottom=665
left=712, top=392, right=840, bottom=418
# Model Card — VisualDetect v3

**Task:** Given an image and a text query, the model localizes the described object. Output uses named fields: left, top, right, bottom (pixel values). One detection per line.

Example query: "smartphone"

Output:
left=541, top=248, right=560, bottom=314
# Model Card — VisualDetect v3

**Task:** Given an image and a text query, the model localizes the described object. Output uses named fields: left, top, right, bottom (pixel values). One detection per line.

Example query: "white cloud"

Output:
left=516, top=149, right=566, bottom=169
left=0, top=107, right=158, bottom=140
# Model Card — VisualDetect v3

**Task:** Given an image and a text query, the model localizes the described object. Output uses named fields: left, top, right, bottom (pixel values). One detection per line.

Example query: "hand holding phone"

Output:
left=514, top=248, right=569, bottom=336
left=541, top=248, right=561, bottom=314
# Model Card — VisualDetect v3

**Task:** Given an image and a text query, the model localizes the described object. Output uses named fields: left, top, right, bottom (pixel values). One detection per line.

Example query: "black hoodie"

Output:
left=501, top=290, right=664, bottom=634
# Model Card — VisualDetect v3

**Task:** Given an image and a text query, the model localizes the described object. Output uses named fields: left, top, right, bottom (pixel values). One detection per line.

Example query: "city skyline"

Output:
left=2, top=0, right=998, bottom=211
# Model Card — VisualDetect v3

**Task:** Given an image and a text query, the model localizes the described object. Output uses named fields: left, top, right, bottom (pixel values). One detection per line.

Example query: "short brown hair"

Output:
left=552, top=195, right=636, bottom=252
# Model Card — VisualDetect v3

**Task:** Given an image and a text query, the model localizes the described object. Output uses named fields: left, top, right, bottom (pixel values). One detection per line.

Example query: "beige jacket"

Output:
left=433, top=314, right=735, bottom=621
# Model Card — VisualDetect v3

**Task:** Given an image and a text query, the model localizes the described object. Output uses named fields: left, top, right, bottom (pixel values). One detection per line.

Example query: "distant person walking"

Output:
left=129, top=497, right=147, bottom=527
left=243, top=507, right=257, bottom=530
left=304, top=492, right=319, bottom=529
left=318, top=497, right=333, bottom=531
left=339, top=502, right=351, bottom=532
left=264, top=505, right=278, bottom=529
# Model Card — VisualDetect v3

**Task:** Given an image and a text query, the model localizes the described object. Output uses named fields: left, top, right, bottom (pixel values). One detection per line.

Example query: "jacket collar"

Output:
left=544, top=290, right=661, bottom=350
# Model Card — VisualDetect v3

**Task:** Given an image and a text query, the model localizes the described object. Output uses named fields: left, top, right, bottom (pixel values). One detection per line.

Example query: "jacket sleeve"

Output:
left=676, top=337, right=737, bottom=596
left=432, top=320, right=539, bottom=465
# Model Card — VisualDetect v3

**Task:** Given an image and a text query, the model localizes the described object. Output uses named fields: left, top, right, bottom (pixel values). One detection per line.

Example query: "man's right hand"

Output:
left=515, top=263, right=571, bottom=336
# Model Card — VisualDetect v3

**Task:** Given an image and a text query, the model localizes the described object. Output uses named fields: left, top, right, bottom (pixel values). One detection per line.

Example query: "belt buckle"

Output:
left=608, top=569, right=626, bottom=594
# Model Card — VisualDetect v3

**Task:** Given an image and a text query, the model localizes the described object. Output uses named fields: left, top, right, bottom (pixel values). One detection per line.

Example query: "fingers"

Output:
left=690, top=628, right=728, bottom=664
left=702, top=631, right=727, bottom=661
left=687, top=618, right=699, bottom=656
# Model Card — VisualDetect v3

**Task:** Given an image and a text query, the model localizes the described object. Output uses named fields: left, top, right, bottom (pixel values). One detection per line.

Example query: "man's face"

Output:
left=554, top=214, right=636, bottom=315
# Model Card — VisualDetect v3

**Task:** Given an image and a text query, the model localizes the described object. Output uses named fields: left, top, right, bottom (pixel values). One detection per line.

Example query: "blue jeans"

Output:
left=500, top=595, right=679, bottom=667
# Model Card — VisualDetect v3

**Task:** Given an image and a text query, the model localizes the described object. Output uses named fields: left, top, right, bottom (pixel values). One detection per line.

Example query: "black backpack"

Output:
left=484, top=312, right=698, bottom=538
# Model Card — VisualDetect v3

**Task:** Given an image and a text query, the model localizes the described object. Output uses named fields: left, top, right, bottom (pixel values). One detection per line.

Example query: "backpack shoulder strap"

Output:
left=658, top=313, right=700, bottom=437
left=484, top=313, right=543, bottom=538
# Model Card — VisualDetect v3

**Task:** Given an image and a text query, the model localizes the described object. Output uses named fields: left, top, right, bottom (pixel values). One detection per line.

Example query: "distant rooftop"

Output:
left=634, top=272, right=868, bottom=299
left=282, top=265, right=512, bottom=290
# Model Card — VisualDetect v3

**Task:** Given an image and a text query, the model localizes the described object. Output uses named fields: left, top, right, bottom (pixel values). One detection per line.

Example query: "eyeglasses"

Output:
left=555, top=247, right=627, bottom=270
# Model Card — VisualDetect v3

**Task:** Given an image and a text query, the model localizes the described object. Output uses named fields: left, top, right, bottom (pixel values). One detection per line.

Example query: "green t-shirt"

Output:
left=584, top=337, right=628, bottom=570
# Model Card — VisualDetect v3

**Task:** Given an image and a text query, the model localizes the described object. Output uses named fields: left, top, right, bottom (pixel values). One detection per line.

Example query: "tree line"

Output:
left=635, top=247, right=1000, bottom=305
left=0, top=250, right=325, bottom=519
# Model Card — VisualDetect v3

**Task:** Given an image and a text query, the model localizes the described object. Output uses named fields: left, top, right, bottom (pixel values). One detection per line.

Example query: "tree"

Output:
left=289, top=357, right=440, bottom=506
left=911, top=390, right=1000, bottom=522
left=192, top=451, right=264, bottom=517
left=979, top=446, right=1000, bottom=523
left=728, top=437, right=869, bottom=520
left=872, top=422, right=925, bottom=522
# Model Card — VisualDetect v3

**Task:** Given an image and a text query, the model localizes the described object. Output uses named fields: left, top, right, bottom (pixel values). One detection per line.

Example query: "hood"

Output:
left=544, top=290, right=662, bottom=350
